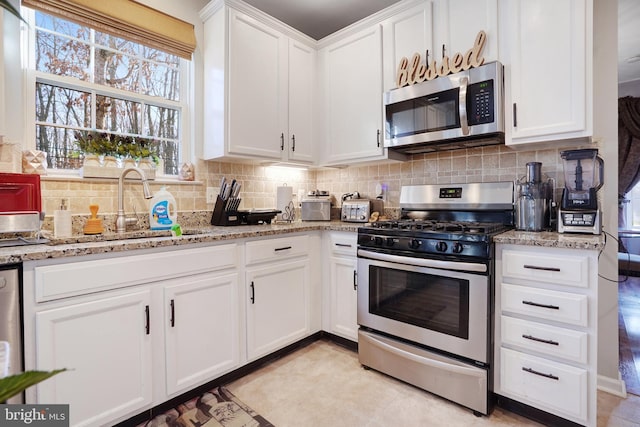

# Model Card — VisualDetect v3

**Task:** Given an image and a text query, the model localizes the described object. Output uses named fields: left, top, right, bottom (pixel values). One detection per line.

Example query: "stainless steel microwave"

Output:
left=384, top=61, right=504, bottom=154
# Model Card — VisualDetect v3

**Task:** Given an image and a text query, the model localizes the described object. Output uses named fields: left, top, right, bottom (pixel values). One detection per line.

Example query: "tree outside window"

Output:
left=32, top=11, right=184, bottom=175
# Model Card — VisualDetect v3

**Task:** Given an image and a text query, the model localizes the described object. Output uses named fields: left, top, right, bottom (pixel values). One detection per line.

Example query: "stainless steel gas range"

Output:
left=356, top=181, right=514, bottom=416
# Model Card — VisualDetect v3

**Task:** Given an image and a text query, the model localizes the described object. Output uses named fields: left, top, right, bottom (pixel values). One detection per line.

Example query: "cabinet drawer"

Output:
left=245, top=235, right=309, bottom=265
left=330, top=233, right=357, bottom=256
left=35, top=244, right=238, bottom=301
left=500, top=348, right=587, bottom=423
left=501, top=316, right=588, bottom=364
left=502, top=249, right=589, bottom=288
left=501, top=283, right=588, bottom=327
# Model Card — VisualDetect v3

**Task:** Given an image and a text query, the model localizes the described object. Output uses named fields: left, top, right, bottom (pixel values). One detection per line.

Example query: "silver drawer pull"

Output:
left=522, top=366, right=559, bottom=381
left=522, top=334, right=559, bottom=346
left=274, top=246, right=292, bottom=252
left=522, top=300, right=560, bottom=310
left=523, top=264, right=561, bottom=272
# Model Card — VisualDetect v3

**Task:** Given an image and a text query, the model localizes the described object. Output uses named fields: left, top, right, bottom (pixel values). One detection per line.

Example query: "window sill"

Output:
left=40, top=173, right=203, bottom=186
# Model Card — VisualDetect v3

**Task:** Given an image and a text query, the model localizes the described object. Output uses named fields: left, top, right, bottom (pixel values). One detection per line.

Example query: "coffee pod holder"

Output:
left=210, top=195, right=243, bottom=226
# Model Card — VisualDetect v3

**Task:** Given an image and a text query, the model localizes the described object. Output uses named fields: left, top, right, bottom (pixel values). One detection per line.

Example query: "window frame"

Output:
left=21, top=7, right=192, bottom=177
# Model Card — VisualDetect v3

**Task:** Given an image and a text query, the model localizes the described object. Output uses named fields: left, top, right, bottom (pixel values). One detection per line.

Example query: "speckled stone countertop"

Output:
left=0, top=221, right=359, bottom=266
left=493, top=229, right=605, bottom=250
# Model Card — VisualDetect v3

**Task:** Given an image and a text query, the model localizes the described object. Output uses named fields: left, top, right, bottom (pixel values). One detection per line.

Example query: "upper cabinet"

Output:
left=500, top=0, right=592, bottom=146
left=201, top=2, right=316, bottom=164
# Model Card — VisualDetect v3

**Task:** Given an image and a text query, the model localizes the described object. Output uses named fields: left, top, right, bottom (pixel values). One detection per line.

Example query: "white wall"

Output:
left=594, top=0, right=623, bottom=395
left=619, top=79, right=640, bottom=97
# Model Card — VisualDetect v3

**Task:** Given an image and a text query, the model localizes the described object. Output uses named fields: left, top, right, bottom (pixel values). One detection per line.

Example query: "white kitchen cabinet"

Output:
left=494, top=243, right=598, bottom=427
left=381, top=1, right=434, bottom=92
left=35, top=289, right=153, bottom=427
left=500, top=0, right=592, bottom=146
left=164, top=271, right=240, bottom=396
left=245, top=234, right=319, bottom=360
left=201, top=3, right=316, bottom=164
left=327, top=232, right=359, bottom=341
left=23, top=244, right=241, bottom=427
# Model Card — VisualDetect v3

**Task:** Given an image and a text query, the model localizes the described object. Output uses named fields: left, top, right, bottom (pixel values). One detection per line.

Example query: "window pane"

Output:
left=95, top=32, right=139, bottom=55
left=145, top=105, right=179, bottom=138
left=36, top=83, right=91, bottom=127
left=35, top=125, right=83, bottom=170
left=36, top=30, right=90, bottom=79
left=157, top=140, right=180, bottom=176
left=36, top=14, right=89, bottom=41
left=141, top=60, right=180, bottom=101
left=95, top=48, right=140, bottom=91
left=96, top=95, right=141, bottom=134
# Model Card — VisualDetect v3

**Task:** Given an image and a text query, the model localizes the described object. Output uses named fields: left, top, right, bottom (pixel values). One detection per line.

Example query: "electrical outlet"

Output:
left=206, top=187, right=218, bottom=203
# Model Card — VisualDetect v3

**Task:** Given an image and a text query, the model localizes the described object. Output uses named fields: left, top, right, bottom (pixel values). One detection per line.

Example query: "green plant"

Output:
left=75, top=131, right=158, bottom=159
left=0, top=369, right=66, bottom=403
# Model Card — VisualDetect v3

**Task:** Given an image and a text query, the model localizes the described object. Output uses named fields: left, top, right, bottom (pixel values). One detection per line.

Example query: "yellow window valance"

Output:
left=22, top=0, right=196, bottom=59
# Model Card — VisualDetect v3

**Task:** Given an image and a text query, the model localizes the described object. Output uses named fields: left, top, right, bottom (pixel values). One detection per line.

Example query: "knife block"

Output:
left=210, top=195, right=242, bottom=226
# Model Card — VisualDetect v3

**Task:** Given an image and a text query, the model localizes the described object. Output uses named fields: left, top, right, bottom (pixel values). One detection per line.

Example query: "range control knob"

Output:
left=374, top=236, right=383, bottom=246
left=452, top=242, right=464, bottom=254
left=385, top=237, right=395, bottom=247
left=409, top=239, right=422, bottom=249
left=435, top=241, right=448, bottom=252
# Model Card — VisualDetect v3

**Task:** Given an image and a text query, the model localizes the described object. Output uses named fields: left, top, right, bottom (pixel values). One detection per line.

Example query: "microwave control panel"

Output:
left=467, top=80, right=494, bottom=125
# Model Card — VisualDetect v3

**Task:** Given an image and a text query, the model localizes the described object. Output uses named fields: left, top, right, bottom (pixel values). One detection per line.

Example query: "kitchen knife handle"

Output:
left=145, top=305, right=150, bottom=335
left=250, top=281, right=255, bottom=304
left=291, top=134, right=296, bottom=152
left=170, top=299, right=175, bottom=327
left=280, top=133, right=285, bottom=151
left=353, top=270, right=357, bottom=290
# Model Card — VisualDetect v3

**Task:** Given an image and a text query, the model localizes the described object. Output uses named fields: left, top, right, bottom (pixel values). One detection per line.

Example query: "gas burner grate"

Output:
left=370, top=219, right=509, bottom=235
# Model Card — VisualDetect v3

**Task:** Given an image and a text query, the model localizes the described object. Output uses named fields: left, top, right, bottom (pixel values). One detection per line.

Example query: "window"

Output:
left=623, top=181, right=640, bottom=230
left=26, top=9, right=187, bottom=175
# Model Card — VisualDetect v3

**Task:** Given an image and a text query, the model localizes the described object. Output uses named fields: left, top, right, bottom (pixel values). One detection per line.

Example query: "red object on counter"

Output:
left=0, top=173, right=42, bottom=213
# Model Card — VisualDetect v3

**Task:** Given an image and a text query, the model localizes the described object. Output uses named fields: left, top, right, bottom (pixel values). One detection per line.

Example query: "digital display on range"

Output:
left=439, top=187, right=462, bottom=198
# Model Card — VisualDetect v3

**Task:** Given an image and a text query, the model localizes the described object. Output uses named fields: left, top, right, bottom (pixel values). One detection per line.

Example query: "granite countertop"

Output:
left=0, top=221, right=360, bottom=265
left=493, top=229, right=605, bottom=250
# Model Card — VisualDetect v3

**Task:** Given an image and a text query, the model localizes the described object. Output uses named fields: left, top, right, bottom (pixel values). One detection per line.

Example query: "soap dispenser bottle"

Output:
left=54, top=199, right=72, bottom=238
left=149, top=187, right=177, bottom=230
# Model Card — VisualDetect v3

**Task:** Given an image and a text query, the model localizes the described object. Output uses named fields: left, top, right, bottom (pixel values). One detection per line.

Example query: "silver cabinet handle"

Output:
left=522, top=334, right=559, bottom=346
left=458, top=76, right=469, bottom=136
left=522, top=366, right=559, bottom=381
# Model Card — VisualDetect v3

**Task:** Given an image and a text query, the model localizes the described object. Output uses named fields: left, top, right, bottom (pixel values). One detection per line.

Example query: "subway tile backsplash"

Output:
left=39, top=145, right=566, bottom=218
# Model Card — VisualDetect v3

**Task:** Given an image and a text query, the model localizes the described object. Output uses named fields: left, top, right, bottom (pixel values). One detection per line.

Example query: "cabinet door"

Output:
left=164, top=272, right=240, bottom=396
left=35, top=290, right=152, bottom=427
left=324, top=25, right=384, bottom=164
left=228, top=9, right=287, bottom=159
left=246, top=259, right=309, bottom=360
left=433, top=0, right=498, bottom=65
left=329, top=255, right=358, bottom=341
left=502, top=0, right=590, bottom=145
left=382, top=2, right=434, bottom=91
left=287, top=39, right=316, bottom=163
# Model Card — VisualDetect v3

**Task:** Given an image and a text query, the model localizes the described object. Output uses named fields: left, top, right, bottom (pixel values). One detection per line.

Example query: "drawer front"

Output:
left=502, top=249, right=589, bottom=288
left=245, top=235, right=309, bottom=265
left=36, top=244, right=238, bottom=301
left=501, top=316, right=588, bottom=364
left=330, top=233, right=357, bottom=256
left=500, top=348, right=587, bottom=423
left=501, top=283, right=588, bottom=327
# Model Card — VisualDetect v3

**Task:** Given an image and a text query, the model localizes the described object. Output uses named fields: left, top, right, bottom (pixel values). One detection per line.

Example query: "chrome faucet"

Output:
left=116, top=167, right=153, bottom=233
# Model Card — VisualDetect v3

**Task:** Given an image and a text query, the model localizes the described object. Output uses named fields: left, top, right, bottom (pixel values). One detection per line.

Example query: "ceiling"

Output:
left=243, top=0, right=401, bottom=40
left=241, top=0, right=639, bottom=84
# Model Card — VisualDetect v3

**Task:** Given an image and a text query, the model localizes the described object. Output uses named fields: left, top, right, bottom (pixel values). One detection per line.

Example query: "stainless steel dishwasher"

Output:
left=0, top=264, right=23, bottom=404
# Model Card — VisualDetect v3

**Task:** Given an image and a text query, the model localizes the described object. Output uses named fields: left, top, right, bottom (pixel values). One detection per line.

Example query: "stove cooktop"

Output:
left=368, top=219, right=509, bottom=235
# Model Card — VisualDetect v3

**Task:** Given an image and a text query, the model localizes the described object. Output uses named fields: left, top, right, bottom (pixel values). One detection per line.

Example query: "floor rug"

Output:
left=138, top=386, right=275, bottom=427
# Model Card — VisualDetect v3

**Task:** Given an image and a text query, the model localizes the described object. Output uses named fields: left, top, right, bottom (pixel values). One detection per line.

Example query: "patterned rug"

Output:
left=138, top=386, right=275, bottom=427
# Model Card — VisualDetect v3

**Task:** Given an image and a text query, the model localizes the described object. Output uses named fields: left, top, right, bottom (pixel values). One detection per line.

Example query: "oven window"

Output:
left=386, top=87, right=460, bottom=138
left=369, top=265, right=470, bottom=339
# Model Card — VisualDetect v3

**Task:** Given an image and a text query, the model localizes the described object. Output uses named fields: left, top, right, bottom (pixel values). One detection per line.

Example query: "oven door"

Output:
left=357, top=249, right=490, bottom=363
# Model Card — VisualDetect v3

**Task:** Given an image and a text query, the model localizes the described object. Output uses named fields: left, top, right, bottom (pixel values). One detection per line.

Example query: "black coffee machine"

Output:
left=557, top=148, right=604, bottom=234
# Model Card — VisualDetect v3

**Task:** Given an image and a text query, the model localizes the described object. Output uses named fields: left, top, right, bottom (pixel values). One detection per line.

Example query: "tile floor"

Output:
left=227, top=340, right=640, bottom=427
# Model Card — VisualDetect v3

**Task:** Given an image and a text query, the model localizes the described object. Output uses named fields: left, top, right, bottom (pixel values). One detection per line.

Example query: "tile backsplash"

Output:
left=37, top=145, right=566, bottom=219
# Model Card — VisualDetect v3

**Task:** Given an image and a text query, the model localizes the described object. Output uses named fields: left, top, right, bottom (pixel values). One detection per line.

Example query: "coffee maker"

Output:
left=557, top=148, right=604, bottom=234
left=515, top=162, right=555, bottom=231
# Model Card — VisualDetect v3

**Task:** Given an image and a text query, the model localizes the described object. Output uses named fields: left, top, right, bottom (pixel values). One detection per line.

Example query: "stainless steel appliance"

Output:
left=357, top=181, right=514, bottom=415
left=0, top=264, right=23, bottom=404
left=341, top=199, right=371, bottom=223
left=557, top=149, right=603, bottom=234
left=301, top=191, right=331, bottom=221
left=515, top=162, right=555, bottom=231
left=384, top=61, right=504, bottom=154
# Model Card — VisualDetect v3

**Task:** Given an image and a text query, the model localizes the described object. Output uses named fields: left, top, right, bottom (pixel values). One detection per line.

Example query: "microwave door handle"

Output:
left=459, top=76, right=470, bottom=135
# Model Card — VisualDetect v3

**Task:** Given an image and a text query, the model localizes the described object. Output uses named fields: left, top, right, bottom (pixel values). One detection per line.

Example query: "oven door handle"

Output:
left=357, top=249, right=487, bottom=273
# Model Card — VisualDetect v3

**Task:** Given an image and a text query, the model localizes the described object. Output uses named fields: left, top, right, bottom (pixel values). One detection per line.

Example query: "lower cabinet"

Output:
left=326, top=232, right=358, bottom=341
left=494, top=243, right=598, bottom=427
